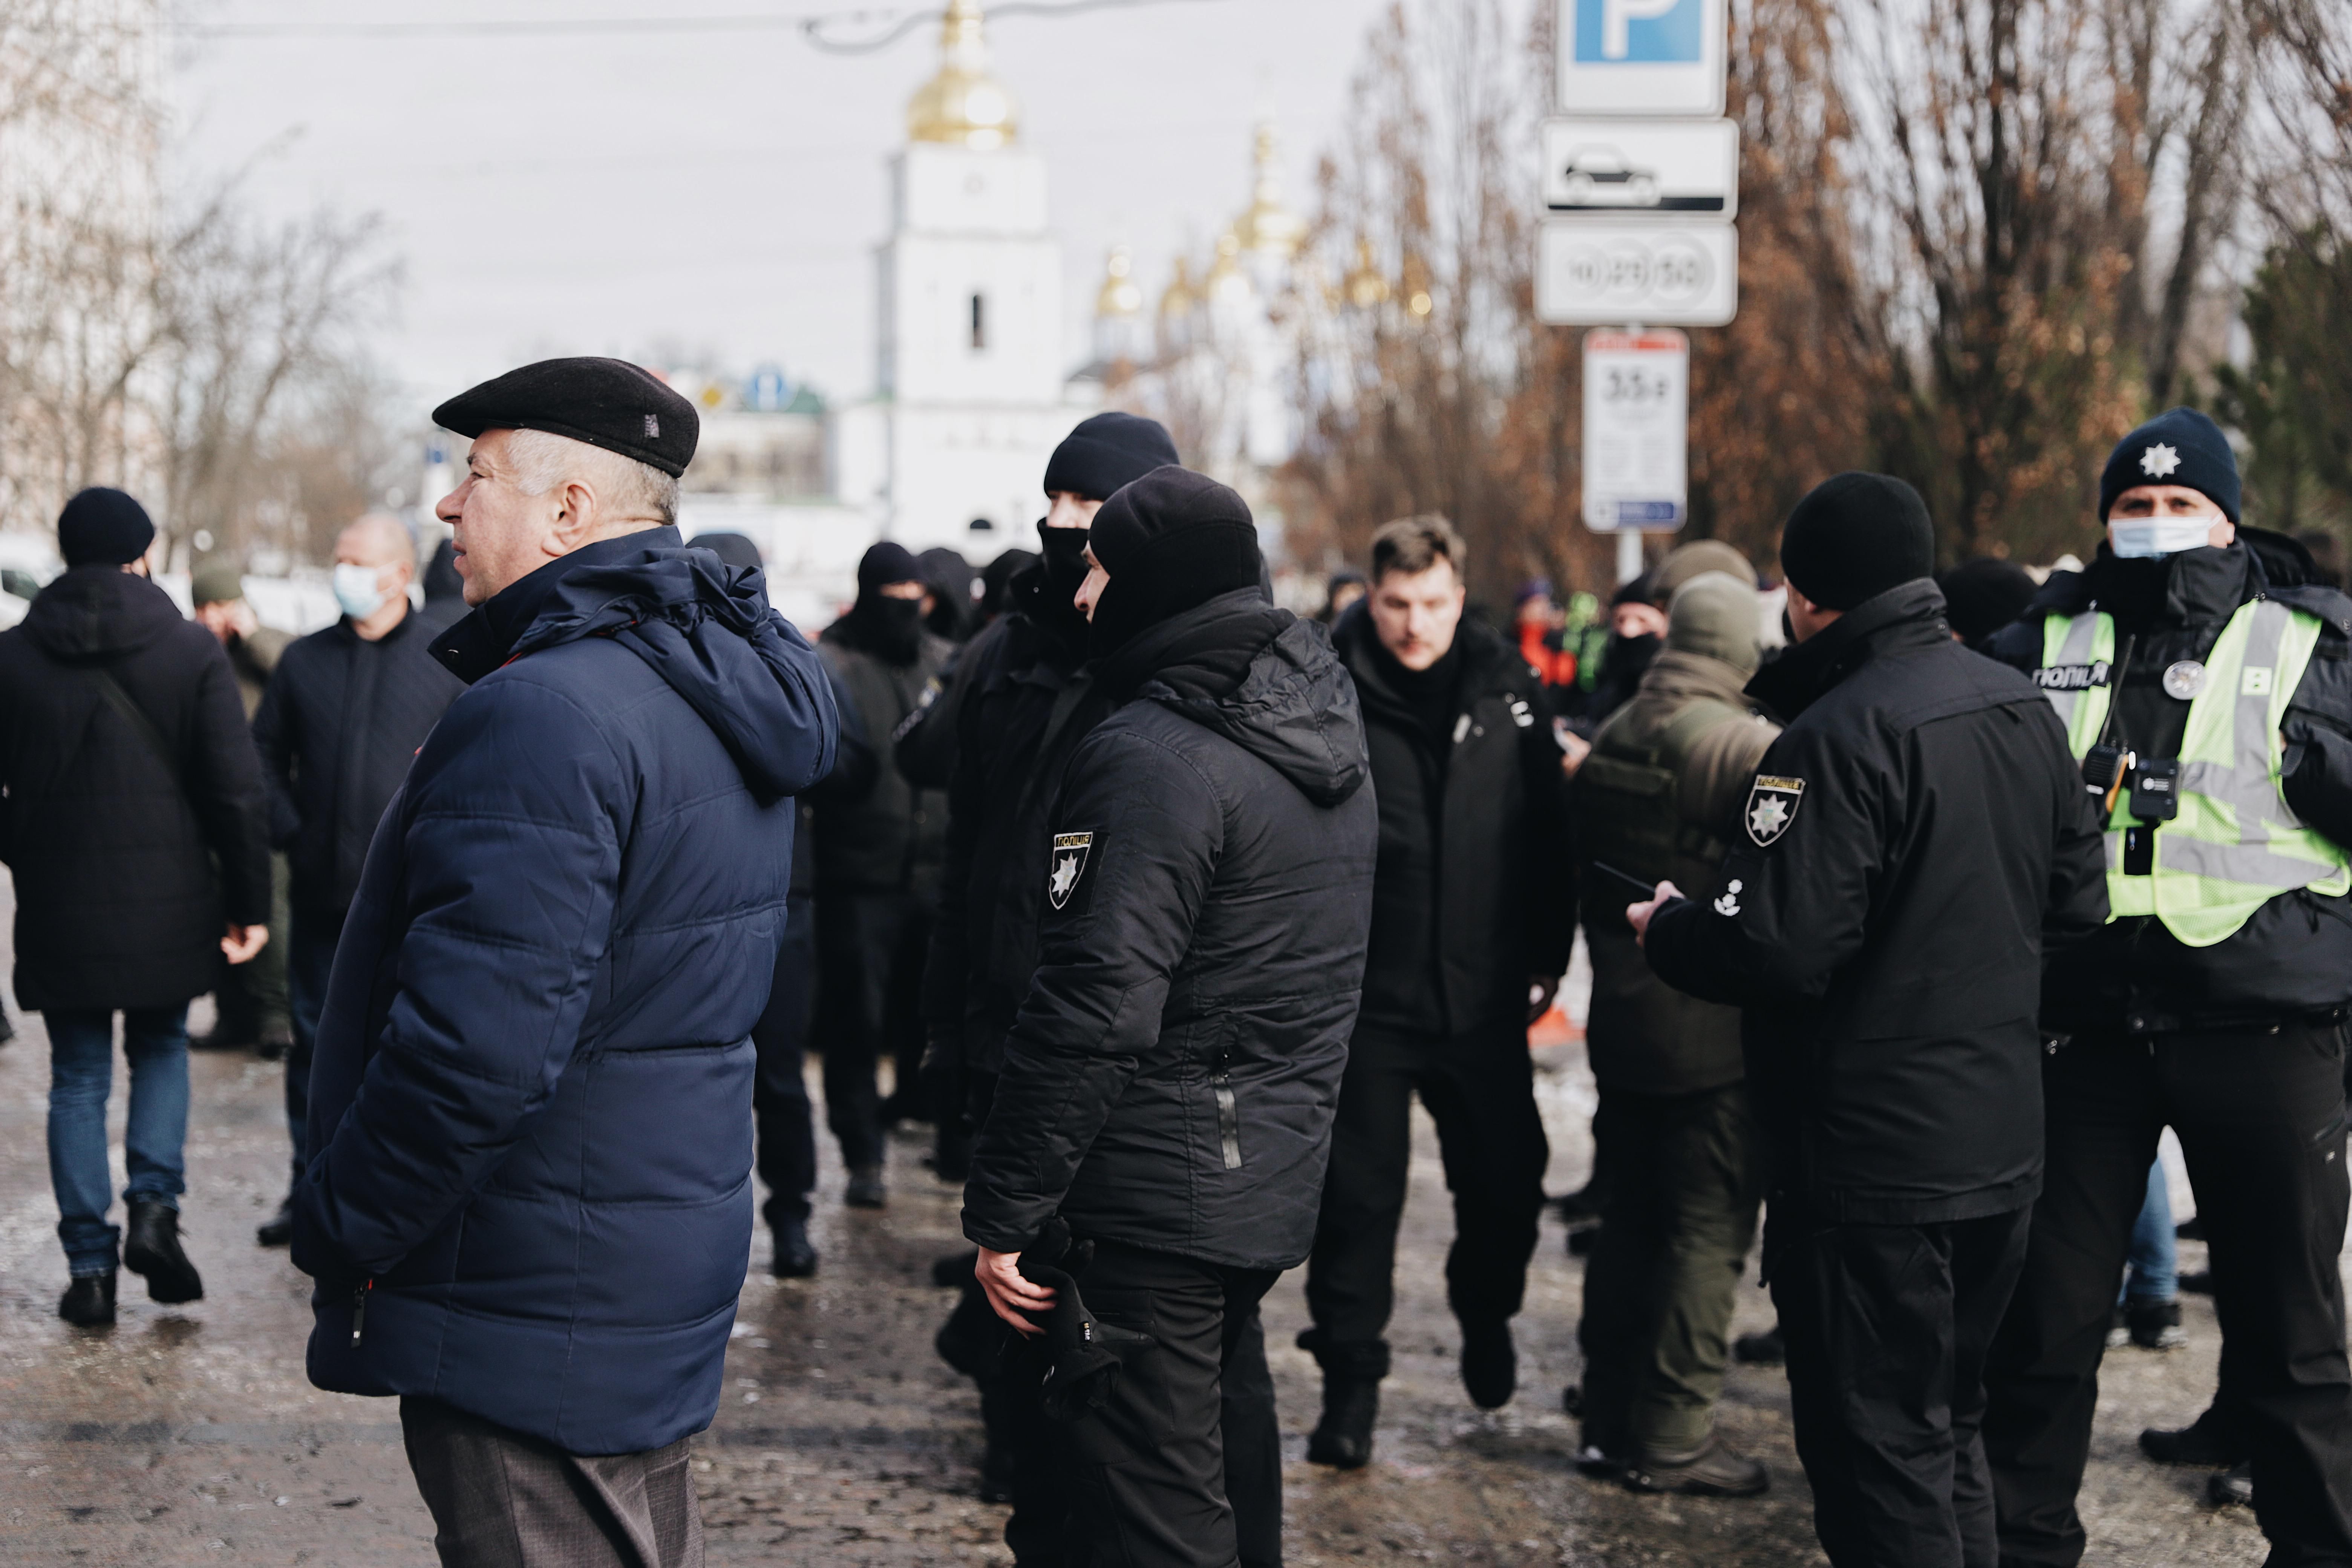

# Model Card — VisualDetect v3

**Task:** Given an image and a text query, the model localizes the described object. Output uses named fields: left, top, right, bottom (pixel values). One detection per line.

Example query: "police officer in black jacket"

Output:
left=1300, top=514, right=1573, bottom=1467
left=1980, top=410, right=2352, bottom=1566
left=1637, top=473, right=2110, bottom=1567
left=965, top=467, right=1377, bottom=1568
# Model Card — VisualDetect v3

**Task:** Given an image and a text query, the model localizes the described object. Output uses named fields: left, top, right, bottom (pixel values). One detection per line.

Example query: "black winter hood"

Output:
left=1102, top=587, right=1369, bottom=807
left=432, top=527, right=838, bottom=802
left=23, top=565, right=185, bottom=663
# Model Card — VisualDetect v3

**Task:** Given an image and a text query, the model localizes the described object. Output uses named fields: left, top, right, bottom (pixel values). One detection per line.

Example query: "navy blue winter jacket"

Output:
left=291, top=528, right=837, bottom=1455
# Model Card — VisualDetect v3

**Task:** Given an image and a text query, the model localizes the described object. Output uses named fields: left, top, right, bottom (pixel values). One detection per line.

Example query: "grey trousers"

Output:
left=400, top=1397, right=705, bottom=1568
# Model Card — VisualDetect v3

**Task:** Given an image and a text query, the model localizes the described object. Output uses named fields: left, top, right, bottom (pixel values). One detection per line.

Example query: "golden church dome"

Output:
left=1234, top=122, right=1305, bottom=260
left=1342, top=236, right=1389, bottom=310
left=1159, top=257, right=1197, bottom=318
left=1208, top=228, right=1253, bottom=303
left=1096, top=246, right=1144, bottom=318
left=907, top=1, right=1020, bottom=151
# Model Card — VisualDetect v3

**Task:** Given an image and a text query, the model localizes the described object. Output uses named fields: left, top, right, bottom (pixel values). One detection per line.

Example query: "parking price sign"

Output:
left=1583, top=329, right=1689, bottom=532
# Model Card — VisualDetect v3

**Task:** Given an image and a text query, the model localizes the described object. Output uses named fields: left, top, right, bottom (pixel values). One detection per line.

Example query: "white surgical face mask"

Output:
left=2109, top=515, right=2223, bottom=559
left=332, top=562, right=386, bottom=619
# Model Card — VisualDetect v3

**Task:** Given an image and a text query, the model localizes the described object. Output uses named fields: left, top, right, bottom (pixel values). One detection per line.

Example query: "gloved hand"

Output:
left=1016, top=1217, right=1155, bottom=1421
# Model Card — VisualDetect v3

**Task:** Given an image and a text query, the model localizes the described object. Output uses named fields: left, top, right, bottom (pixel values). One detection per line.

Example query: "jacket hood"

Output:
left=1113, top=588, right=1370, bottom=807
left=1632, top=645, right=1756, bottom=710
left=432, top=527, right=837, bottom=802
left=21, top=565, right=186, bottom=664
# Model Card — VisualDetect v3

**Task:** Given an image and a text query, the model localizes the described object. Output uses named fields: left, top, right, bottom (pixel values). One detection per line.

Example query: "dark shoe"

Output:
left=1459, top=1318, right=1515, bottom=1410
left=1565, top=1224, right=1599, bottom=1257
left=1576, top=1439, right=1628, bottom=1478
left=2207, top=1460, right=2253, bottom=1508
left=1733, top=1325, right=1786, bottom=1366
left=2179, top=1268, right=2214, bottom=1295
left=60, top=1272, right=116, bottom=1327
left=1625, top=1433, right=1770, bottom=1498
left=770, top=1219, right=818, bottom=1279
left=256, top=1021, right=293, bottom=1063
left=122, top=1200, right=203, bottom=1304
left=256, top=1198, right=294, bottom=1248
left=2125, top=1298, right=2187, bottom=1351
left=2141, top=1412, right=2247, bottom=1468
left=845, top=1165, right=887, bottom=1209
left=1307, top=1375, right=1379, bottom=1469
left=2174, top=1214, right=2205, bottom=1241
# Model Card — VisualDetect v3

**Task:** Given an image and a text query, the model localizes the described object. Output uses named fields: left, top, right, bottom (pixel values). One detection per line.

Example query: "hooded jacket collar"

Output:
left=430, top=525, right=837, bottom=802
left=1634, top=646, right=1755, bottom=710
left=21, top=565, right=185, bottom=664
left=1101, top=587, right=1370, bottom=807
left=1746, top=577, right=1950, bottom=723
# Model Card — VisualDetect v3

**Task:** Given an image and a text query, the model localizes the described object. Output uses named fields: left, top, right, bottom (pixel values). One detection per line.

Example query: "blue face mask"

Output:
left=332, top=562, right=386, bottom=619
left=2109, top=515, right=2224, bottom=559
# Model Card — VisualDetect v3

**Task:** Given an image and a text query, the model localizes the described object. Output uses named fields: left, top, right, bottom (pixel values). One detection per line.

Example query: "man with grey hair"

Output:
left=292, top=358, right=837, bottom=1566
left=252, top=511, right=462, bottom=1246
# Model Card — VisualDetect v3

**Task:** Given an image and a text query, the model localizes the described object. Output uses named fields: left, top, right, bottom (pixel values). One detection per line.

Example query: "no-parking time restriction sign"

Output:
left=1582, top=329, right=1688, bottom=530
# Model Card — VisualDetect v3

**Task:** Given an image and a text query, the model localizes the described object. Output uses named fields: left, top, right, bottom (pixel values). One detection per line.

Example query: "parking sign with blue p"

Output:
left=1556, top=0, right=1724, bottom=114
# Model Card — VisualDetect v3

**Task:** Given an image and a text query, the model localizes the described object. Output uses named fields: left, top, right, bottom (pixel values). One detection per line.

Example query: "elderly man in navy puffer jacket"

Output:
left=289, top=358, right=837, bottom=1568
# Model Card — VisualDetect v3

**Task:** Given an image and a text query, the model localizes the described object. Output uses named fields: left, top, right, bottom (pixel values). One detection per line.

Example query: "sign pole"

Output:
left=1617, top=529, right=1643, bottom=586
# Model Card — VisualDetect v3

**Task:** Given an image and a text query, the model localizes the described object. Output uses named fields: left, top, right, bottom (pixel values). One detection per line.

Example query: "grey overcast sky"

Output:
left=167, top=0, right=1408, bottom=418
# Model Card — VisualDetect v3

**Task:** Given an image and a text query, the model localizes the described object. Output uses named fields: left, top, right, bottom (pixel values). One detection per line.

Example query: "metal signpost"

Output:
left=1544, top=0, right=1737, bottom=580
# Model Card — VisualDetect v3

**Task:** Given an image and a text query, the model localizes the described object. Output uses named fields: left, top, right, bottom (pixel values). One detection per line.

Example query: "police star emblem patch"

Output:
left=1745, top=776, right=1805, bottom=848
left=1047, top=832, right=1095, bottom=911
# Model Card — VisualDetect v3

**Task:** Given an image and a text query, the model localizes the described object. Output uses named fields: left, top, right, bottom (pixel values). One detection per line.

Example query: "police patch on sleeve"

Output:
left=1047, top=832, right=1095, bottom=911
left=1745, top=776, right=1805, bottom=848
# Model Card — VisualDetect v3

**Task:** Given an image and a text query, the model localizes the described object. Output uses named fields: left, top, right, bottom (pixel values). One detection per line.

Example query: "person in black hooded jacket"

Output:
left=1300, top=514, right=1573, bottom=1468
left=0, top=488, right=272, bottom=1326
left=964, top=466, right=1378, bottom=1568
left=1637, top=473, right=2109, bottom=1568
left=810, top=542, right=954, bottom=1207
left=1979, top=410, right=2352, bottom=1568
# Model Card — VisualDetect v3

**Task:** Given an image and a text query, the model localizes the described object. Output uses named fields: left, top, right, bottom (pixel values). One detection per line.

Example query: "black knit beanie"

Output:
left=1086, top=466, right=1262, bottom=655
left=1779, top=472, right=1936, bottom=611
left=1043, top=412, right=1181, bottom=503
left=1936, top=557, right=2037, bottom=647
left=856, top=541, right=922, bottom=597
left=58, top=487, right=156, bottom=568
left=2099, top=407, right=2240, bottom=523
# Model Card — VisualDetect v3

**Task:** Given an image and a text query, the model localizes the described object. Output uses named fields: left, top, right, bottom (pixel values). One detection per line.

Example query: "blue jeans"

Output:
left=286, top=906, right=345, bottom=1184
left=2118, top=1157, right=2177, bottom=1305
left=46, top=1006, right=192, bottom=1276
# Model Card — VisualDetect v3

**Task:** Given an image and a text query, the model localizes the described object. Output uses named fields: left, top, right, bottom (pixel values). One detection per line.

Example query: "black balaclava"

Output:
left=840, top=541, right=925, bottom=666
left=1084, top=466, right=1263, bottom=659
left=980, top=547, right=1038, bottom=622
left=1035, top=413, right=1181, bottom=637
left=917, top=546, right=976, bottom=641
left=1779, top=472, right=1937, bottom=611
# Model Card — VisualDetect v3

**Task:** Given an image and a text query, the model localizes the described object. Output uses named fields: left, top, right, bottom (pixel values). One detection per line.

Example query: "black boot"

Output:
left=123, top=1200, right=203, bottom=1304
left=770, top=1218, right=818, bottom=1279
left=1625, top=1432, right=1770, bottom=1498
left=60, top=1272, right=116, bottom=1327
left=2207, top=1460, right=2253, bottom=1508
left=845, top=1164, right=887, bottom=1209
left=2141, top=1406, right=2247, bottom=1467
left=256, top=1197, right=294, bottom=1248
left=1460, top=1317, right=1516, bottom=1409
left=1308, top=1375, right=1380, bottom=1469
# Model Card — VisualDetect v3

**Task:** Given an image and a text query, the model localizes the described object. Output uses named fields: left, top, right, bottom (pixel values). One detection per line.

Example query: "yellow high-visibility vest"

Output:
left=2036, top=600, right=2350, bottom=946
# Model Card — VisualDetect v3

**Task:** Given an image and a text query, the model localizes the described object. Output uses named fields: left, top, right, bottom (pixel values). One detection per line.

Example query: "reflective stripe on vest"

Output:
left=2037, top=601, right=2350, bottom=946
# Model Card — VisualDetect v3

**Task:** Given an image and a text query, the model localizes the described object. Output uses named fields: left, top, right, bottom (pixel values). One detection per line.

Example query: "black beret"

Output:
left=432, top=357, right=699, bottom=478
left=58, top=487, right=155, bottom=568
left=2099, top=406, right=2239, bottom=523
left=1781, top=472, right=1936, bottom=611
left=1043, top=412, right=1181, bottom=502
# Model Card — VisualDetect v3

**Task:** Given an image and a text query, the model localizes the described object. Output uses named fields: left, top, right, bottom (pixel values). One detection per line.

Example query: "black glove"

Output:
left=1015, top=1217, right=1154, bottom=1421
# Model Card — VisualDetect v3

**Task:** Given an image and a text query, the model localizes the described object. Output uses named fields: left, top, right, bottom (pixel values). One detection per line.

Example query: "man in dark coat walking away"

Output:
left=1980, top=410, right=2352, bottom=1566
left=0, top=488, right=273, bottom=1326
left=900, top=410, right=1188, bottom=1535
left=965, top=467, right=1378, bottom=1568
left=251, top=513, right=461, bottom=1248
left=809, top=541, right=954, bottom=1207
left=1573, top=566, right=1778, bottom=1496
left=1300, top=514, right=1574, bottom=1468
left=289, top=358, right=837, bottom=1568
left=1634, top=473, right=2109, bottom=1567
left=190, top=560, right=294, bottom=1058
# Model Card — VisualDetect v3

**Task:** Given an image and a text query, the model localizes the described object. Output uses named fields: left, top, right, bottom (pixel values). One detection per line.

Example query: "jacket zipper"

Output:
left=1212, top=1050, right=1242, bottom=1170
left=351, top=1279, right=372, bottom=1349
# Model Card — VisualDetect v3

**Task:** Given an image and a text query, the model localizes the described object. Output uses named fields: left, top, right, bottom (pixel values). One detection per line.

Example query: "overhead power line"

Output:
left=178, top=0, right=1227, bottom=49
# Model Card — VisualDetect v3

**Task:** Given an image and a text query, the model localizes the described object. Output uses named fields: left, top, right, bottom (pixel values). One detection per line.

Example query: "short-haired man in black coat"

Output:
left=964, top=467, right=1378, bottom=1568
left=1299, top=513, right=1574, bottom=1468
left=1634, top=474, right=2110, bottom=1566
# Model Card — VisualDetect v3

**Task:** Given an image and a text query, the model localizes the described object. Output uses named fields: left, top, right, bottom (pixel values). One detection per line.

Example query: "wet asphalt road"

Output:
left=0, top=936, right=2286, bottom=1566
